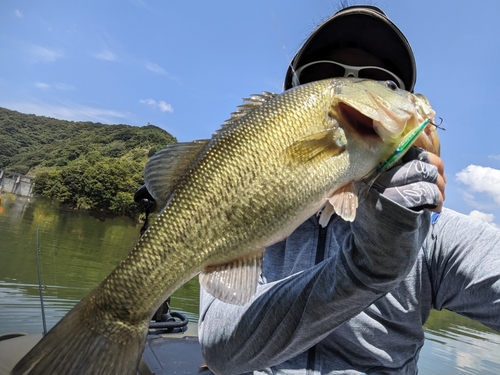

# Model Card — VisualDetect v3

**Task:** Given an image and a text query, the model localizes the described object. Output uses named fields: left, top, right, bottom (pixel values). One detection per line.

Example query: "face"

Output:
left=326, top=47, right=387, bottom=69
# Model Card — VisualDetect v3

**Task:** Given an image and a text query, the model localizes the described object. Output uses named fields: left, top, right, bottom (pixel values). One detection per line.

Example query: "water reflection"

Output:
left=1, top=194, right=499, bottom=374
left=0, top=279, right=199, bottom=335
left=421, top=309, right=500, bottom=374
left=0, top=194, right=200, bottom=334
left=0, top=281, right=80, bottom=334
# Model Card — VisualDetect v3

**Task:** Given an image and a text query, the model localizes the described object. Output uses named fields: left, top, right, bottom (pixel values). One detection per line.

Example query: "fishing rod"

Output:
left=36, top=224, right=48, bottom=336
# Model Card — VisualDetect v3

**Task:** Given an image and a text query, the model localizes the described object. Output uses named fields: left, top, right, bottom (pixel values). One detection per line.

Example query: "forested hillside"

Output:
left=0, top=107, right=176, bottom=216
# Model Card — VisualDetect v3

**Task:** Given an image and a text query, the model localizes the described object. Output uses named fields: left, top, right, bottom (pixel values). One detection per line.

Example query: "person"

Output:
left=197, top=5, right=500, bottom=375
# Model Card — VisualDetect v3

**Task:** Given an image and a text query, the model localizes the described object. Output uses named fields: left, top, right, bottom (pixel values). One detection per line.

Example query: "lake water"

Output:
left=1, top=194, right=499, bottom=374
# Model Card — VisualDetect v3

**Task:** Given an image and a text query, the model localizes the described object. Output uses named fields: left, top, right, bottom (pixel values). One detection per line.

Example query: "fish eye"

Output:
left=385, top=80, right=399, bottom=91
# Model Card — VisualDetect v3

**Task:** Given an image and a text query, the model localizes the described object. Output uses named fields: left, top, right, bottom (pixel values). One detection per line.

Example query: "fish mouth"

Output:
left=338, top=103, right=379, bottom=139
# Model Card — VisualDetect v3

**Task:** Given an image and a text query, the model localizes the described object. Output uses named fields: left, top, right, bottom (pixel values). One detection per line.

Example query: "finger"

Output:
left=429, top=153, right=446, bottom=212
left=436, top=172, right=446, bottom=199
left=428, top=152, right=446, bottom=182
left=374, top=160, right=438, bottom=188
left=429, top=188, right=444, bottom=212
left=401, top=147, right=430, bottom=163
left=433, top=172, right=446, bottom=211
left=381, top=182, right=440, bottom=211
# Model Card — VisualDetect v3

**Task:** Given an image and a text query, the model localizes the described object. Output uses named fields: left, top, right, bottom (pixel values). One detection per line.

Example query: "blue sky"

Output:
left=1, top=0, right=500, bottom=227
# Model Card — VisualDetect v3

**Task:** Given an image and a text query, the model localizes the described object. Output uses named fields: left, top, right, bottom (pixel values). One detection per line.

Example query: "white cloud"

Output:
left=34, top=82, right=75, bottom=90
left=488, top=155, right=500, bottom=161
left=145, top=62, right=166, bottom=75
left=14, top=10, right=23, bottom=18
left=469, top=210, right=495, bottom=223
left=457, top=189, right=483, bottom=209
left=92, top=50, right=116, bottom=61
left=456, top=165, right=500, bottom=206
left=140, top=99, right=156, bottom=106
left=54, top=83, right=75, bottom=90
left=469, top=210, right=500, bottom=229
left=140, top=98, right=173, bottom=113
left=157, top=101, right=173, bottom=113
left=0, top=101, right=129, bottom=124
left=29, top=45, right=63, bottom=63
left=144, top=62, right=182, bottom=84
left=35, top=82, right=51, bottom=90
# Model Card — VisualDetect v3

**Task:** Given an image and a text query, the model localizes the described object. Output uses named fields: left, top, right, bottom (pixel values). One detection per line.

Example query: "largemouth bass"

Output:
left=11, top=78, right=438, bottom=375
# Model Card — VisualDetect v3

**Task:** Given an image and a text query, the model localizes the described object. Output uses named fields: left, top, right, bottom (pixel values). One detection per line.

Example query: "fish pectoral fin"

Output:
left=199, top=251, right=264, bottom=306
left=327, top=183, right=359, bottom=222
left=287, top=128, right=346, bottom=164
left=144, top=140, right=209, bottom=208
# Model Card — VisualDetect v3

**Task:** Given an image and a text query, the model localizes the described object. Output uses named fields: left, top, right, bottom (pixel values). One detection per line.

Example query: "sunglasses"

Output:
left=292, top=60, right=406, bottom=90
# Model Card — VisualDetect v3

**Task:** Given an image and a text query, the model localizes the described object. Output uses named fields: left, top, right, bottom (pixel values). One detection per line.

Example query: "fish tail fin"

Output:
left=10, top=301, right=148, bottom=375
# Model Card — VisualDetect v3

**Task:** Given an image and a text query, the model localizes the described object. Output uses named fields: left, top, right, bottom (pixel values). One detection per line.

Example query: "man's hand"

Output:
left=373, top=147, right=446, bottom=212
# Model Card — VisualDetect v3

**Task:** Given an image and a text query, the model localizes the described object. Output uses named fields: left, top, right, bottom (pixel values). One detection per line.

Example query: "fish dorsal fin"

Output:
left=145, top=92, right=278, bottom=206
left=320, top=183, right=359, bottom=224
left=144, top=140, right=209, bottom=208
left=287, top=127, right=347, bottom=164
left=199, top=251, right=264, bottom=305
left=216, top=92, right=278, bottom=135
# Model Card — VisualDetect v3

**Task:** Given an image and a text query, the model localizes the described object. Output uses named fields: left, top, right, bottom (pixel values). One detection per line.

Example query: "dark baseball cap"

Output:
left=283, top=5, right=416, bottom=92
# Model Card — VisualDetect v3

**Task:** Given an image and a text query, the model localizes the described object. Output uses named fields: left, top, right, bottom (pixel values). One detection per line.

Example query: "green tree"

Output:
left=1, top=107, right=176, bottom=217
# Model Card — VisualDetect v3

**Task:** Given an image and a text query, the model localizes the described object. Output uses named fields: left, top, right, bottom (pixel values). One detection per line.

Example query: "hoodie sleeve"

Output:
left=426, top=208, right=500, bottom=332
left=198, top=190, right=431, bottom=375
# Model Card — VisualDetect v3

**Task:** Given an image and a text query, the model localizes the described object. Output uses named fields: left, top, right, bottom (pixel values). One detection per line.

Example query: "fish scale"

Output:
left=11, top=77, right=437, bottom=375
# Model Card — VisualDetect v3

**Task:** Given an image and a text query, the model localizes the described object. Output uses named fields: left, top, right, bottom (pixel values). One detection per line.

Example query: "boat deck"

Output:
left=0, top=323, right=213, bottom=375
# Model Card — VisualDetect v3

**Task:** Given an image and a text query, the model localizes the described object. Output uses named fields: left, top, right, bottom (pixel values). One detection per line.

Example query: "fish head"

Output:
left=411, top=93, right=441, bottom=156
left=328, top=78, right=440, bottom=155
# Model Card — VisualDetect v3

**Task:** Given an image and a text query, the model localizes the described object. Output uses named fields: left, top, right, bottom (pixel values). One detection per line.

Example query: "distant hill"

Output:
left=0, top=107, right=177, bottom=216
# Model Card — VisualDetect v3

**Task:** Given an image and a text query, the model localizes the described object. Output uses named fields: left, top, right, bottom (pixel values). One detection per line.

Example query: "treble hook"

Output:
left=429, top=117, right=445, bottom=130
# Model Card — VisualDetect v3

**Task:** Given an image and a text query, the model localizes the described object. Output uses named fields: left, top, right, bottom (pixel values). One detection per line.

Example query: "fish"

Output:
left=11, top=77, right=438, bottom=375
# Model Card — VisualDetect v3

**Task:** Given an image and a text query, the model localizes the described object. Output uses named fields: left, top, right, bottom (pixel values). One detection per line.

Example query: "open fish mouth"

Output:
left=338, top=102, right=379, bottom=139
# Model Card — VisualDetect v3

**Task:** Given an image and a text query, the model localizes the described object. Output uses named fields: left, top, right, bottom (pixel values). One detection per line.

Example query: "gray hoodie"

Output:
left=199, top=190, right=500, bottom=374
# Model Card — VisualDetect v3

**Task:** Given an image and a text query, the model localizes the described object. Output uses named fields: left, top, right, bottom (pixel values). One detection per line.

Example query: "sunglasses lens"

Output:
left=294, top=61, right=405, bottom=90
left=358, top=68, right=403, bottom=88
left=296, top=62, right=345, bottom=85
